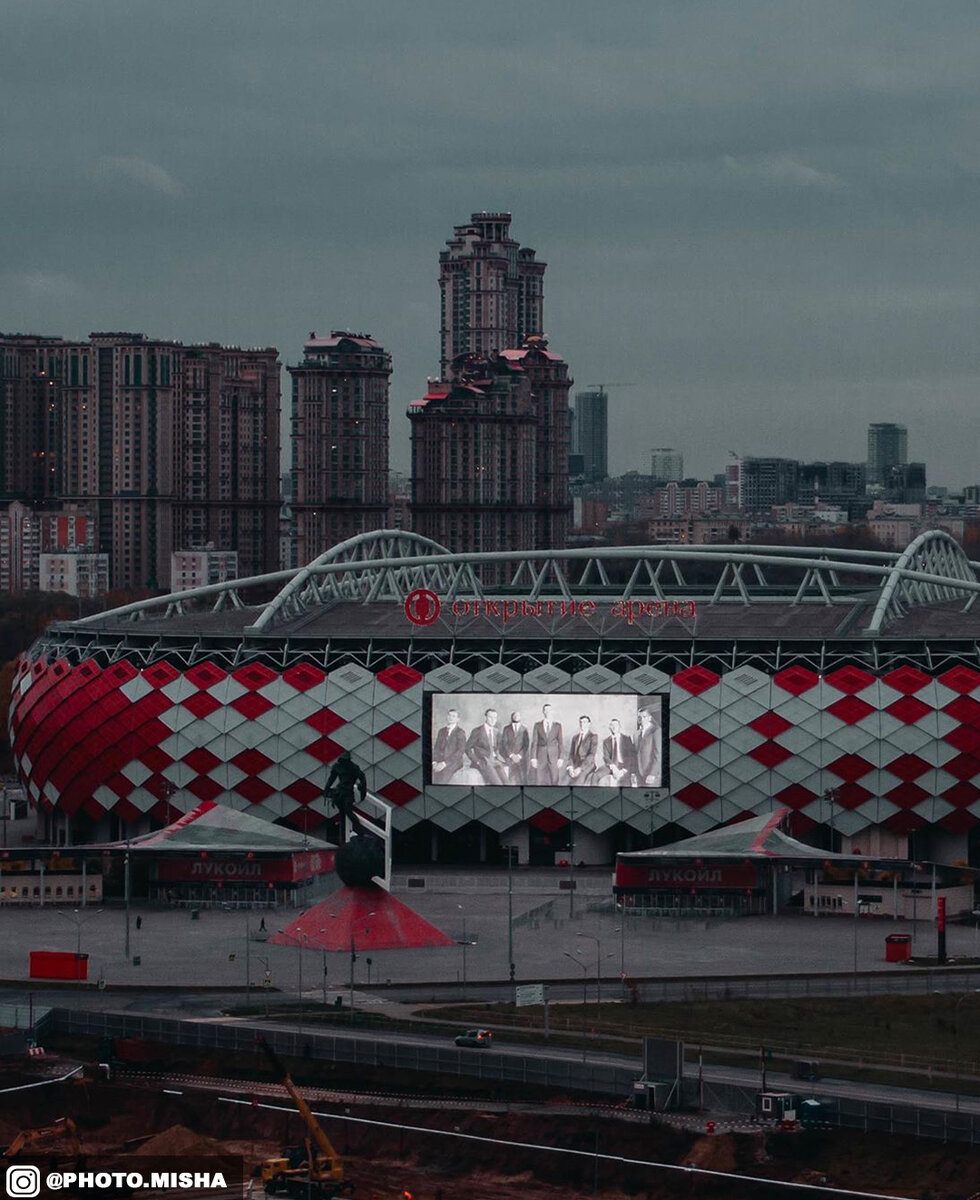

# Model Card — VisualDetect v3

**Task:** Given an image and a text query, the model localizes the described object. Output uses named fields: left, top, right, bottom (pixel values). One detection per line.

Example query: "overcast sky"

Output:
left=4, top=0, right=980, bottom=486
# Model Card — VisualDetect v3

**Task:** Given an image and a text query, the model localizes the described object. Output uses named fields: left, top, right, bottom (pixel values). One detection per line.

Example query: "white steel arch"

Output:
left=76, top=529, right=980, bottom=634
left=866, top=529, right=979, bottom=634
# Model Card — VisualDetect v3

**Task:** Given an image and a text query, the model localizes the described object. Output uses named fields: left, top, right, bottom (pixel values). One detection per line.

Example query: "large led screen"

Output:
left=428, top=693, right=664, bottom=788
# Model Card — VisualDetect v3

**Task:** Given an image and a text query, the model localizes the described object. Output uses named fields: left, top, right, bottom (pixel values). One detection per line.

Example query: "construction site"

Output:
left=4, top=1029, right=980, bottom=1200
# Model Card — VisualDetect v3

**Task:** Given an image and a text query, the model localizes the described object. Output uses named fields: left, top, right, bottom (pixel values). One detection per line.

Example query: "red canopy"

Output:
left=270, top=884, right=454, bottom=952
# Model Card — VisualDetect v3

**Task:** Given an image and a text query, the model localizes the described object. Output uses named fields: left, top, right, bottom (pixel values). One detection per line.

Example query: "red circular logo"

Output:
left=404, top=588, right=441, bottom=626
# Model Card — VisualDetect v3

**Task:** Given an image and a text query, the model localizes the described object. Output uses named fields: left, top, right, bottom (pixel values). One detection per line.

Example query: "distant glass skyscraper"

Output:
left=867, top=423, right=908, bottom=487
left=438, top=212, right=545, bottom=376
left=651, top=448, right=684, bottom=482
left=574, top=389, right=608, bottom=482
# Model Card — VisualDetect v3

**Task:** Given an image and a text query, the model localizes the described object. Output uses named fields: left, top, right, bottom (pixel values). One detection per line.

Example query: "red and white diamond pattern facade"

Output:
left=10, top=651, right=980, bottom=842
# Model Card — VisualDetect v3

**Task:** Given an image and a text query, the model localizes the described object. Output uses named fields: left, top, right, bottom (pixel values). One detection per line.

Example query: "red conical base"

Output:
left=270, top=884, right=455, bottom=952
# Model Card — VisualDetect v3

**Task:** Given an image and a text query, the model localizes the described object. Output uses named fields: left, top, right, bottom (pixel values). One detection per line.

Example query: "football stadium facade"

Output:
left=11, top=529, right=980, bottom=869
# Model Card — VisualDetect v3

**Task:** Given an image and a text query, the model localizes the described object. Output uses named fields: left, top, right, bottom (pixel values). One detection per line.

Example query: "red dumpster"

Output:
left=29, top=951, right=89, bottom=980
left=885, top=934, right=912, bottom=963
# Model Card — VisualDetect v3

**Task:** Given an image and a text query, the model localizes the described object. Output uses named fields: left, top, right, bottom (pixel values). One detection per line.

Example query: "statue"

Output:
left=325, top=750, right=367, bottom=839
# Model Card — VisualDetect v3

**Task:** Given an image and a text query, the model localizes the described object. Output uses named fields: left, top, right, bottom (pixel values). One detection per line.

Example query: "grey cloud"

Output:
left=95, top=156, right=183, bottom=197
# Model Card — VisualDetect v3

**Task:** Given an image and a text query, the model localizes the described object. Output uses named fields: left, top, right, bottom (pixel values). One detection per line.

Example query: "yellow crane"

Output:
left=255, top=1039, right=353, bottom=1198
left=2, top=1117, right=81, bottom=1158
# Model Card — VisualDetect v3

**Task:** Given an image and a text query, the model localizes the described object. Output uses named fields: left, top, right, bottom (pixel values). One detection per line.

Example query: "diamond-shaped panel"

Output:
left=748, top=741, right=792, bottom=768
left=472, top=665, right=522, bottom=692
left=939, top=666, right=980, bottom=695
left=377, top=722, right=419, bottom=751
left=827, top=753, right=874, bottom=781
left=621, top=665, right=671, bottom=694
left=721, top=666, right=770, bottom=696
left=887, top=696, right=933, bottom=725
left=673, top=725, right=717, bottom=754
left=523, top=665, right=572, bottom=692
left=826, top=696, right=875, bottom=725
left=942, top=781, right=980, bottom=809
left=674, top=781, right=716, bottom=810
left=673, top=666, right=720, bottom=696
left=184, top=662, right=227, bottom=690
left=282, top=663, right=327, bottom=692
left=377, top=664, right=423, bottom=693
left=230, top=692, right=274, bottom=720
left=749, top=712, right=792, bottom=739
left=773, top=666, right=819, bottom=696
left=944, top=725, right=980, bottom=755
left=944, top=696, right=980, bottom=727
left=774, top=783, right=816, bottom=811
left=573, top=665, right=622, bottom=693
left=424, top=665, right=473, bottom=692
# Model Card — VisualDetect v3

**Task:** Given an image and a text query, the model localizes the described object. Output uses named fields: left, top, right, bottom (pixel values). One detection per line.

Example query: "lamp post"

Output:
left=563, top=951, right=589, bottom=1009
left=123, top=837, right=131, bottom=960
left=615, top=920, right=625, bottom=980
left=55, top=908, right=103, bottom=974
left=824, top=787, right=839, bottom=851
left=456, top=903, right=475, bottom=995
left=577, top=933, right=603, bottom=1005
left=350, top=912, right=375, bottom=1013
left=504, top=843, right=515, bottom=987
left=953, top=990, right=980, bottom=1112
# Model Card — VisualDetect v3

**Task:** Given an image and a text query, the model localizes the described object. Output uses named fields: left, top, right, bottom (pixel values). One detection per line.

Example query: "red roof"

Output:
left=270, top=884, right=455, bottom=951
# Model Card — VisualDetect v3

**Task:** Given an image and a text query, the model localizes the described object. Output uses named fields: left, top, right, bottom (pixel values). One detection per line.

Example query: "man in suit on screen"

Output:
left=500, top=710, right=530, bottom=784
left=633, top=705, right=661, bottom=787
left=432, top=708, right=467, bottom=784
left=529, top=702, right=564, bottom=785
left=601, top=717, right=634, bottom=786
left=465, top=707, right=509, bottom=785
left=565, top=714, right=599, bottom=785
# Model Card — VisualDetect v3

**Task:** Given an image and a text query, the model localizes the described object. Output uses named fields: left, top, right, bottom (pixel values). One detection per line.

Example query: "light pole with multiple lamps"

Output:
left=563, top=950, right=589, bottom=1008
left=456, top=903, right=476, bottom=995
left=576, top=932, right=614, bottom=1006
left=55, top=908, right=103, bottom=977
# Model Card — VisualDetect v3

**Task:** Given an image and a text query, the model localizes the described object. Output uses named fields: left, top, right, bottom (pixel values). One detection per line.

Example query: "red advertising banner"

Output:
left=616, top=861, right=759, bottom=889
left=937, top=895, right=946, bottom=932
left=156, top=850, right=334, bottom=884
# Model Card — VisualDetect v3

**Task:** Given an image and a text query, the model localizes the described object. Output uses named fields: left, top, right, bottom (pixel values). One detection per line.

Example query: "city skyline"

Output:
left=4, top=3, right=980, bottom=488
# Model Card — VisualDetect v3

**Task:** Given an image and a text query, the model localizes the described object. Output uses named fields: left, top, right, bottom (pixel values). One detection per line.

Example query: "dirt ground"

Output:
left=3, top=1064, right=980, bottom=1199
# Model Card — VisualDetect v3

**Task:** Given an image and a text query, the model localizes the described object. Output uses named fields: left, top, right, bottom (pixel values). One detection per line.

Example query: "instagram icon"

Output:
left=5, top=1166, right=40, bottom=1198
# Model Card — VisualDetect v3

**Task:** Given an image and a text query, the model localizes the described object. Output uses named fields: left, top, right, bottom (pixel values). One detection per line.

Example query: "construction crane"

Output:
left=255, top=1038, right=353, bottom=1198
left=584, top=383, right=637, bottom=393
left=2, top=1118, right=81, bottom=1158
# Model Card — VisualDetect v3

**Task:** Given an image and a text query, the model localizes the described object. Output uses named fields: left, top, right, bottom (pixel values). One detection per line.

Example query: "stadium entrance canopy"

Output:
left=100, top=799, right=335, bottom=902
left=615, top=808, right=912, bottom=916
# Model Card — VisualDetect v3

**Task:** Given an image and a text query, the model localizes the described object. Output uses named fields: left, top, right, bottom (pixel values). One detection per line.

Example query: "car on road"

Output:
left=454, top=1028, right=493, bottom=1048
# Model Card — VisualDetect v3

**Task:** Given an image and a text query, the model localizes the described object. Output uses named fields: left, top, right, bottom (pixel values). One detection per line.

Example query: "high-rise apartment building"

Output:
left=439, top=212, right=545, bottom=376
left=288, top=331, right=391, bottom=566
left=651, top=448, right=684, bottom=482
left=574, top=389, right=608, bottom=482
left=409, top=339, right=572, bottom=562
left=867, top=423, right=908, bottom=487
left=409, top=355, right=538, bottom=565
left=0, top=331, right=281, bottom=590
left=737, top=457, right=800, bottom=511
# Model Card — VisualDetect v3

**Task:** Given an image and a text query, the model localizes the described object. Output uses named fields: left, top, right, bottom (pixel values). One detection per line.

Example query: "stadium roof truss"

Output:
left=74, top=528, right=980, bottom=638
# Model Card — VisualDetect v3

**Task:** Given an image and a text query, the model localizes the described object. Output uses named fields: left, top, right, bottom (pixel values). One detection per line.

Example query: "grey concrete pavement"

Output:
left=0, top=873, right=976, bottom=994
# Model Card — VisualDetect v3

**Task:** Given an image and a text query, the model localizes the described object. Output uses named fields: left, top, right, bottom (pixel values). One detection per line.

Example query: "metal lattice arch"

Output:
left=866, top=530, right=979, bottom=633
left=76, top=528, right=980, bottom=636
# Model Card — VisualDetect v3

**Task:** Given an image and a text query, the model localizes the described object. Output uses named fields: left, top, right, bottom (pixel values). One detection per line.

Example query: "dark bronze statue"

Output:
left=325, top=750, right=367, bottom=838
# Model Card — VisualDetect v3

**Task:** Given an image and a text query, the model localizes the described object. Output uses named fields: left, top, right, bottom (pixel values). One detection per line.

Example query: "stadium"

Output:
left=11, top=529, right=980, bottom=877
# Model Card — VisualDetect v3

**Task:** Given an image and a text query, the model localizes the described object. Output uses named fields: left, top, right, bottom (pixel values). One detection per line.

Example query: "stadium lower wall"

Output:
left=10, top=642, right=980, bottom=863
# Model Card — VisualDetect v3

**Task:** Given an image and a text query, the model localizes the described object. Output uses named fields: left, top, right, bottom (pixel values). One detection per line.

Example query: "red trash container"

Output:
left=884, top=934, right=912, bottom=962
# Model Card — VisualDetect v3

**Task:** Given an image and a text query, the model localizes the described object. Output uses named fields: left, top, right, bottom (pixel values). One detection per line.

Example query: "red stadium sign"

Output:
left=156, top=850, right=334, bottom=884
left=404, top=588, right=441, bottom=626
left=616, top=861, right=759, bottom=889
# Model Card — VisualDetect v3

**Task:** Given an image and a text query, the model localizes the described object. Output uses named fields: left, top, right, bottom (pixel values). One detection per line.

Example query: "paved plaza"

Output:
left=0, top=869, right=975, bottom=997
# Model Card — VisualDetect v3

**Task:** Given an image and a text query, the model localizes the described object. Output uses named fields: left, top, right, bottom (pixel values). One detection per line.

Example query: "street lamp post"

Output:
left=55, top=908, right=103, bottom=976
left=123, top=838, right=131, bottom=960
left=953, top=990, right=980, bottom=1111
left=456, top=903, right=474, bottom=995
left=577, top=933, right=602, bottom=1005
left=505, top=843, right=515, bottom=986
left=563, top=951, right=588, bottom=1009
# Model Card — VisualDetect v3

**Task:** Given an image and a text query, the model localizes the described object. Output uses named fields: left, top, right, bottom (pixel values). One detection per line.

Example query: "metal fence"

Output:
left=49, top=1008, right=637, bottom=1098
